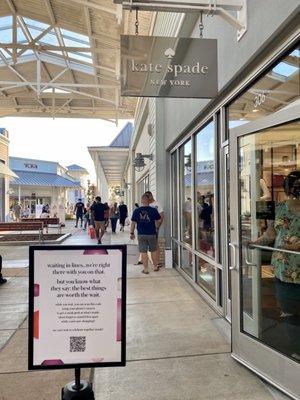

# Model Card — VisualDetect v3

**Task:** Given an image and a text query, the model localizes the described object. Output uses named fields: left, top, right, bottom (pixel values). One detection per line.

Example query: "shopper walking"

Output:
left=104, top=202, right=109, bottom=230
left=74, top=198, right=85, bottom=228
left=13, top=203, right=21, bottom=221
left=130, top=194, right=161, bottom=274
left=91, top=196, right=109, bottom=244
left=144, top=191, right=165, bottom=267
left=109, top=202, right=119, bottom=233
left=119, top=201, right=128, bottom=231
left=0, top=255, right=7, bottom=285
left=83, top=203, right=90, bottom=231
left=90, top=200, right=96, bottom=227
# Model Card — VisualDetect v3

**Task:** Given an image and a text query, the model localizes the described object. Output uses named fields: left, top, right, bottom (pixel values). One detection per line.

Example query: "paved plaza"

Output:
left=0, top=224, right=288, bottom=400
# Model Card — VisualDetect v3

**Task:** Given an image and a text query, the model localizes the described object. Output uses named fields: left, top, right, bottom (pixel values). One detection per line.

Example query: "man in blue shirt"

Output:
left=130, top=194, right=161, bottom=274
left=74, top=198, right=85, bottom=228
left=91, top=196, right=109, bottom=244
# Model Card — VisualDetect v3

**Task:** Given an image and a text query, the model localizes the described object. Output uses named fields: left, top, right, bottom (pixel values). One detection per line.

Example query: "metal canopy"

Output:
left=0, top=0, right=152, bottom=122
left=88, top=146, right=129, bottom=186
left=0, top=161, right=18, bottom=177
left=115, top=0, right=247, bottom=40
left=11, top=170, right=81, bottom=187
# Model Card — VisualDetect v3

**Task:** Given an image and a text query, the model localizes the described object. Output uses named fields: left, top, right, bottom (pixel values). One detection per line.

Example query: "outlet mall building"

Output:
left=0, top=1, right=299, bottom=398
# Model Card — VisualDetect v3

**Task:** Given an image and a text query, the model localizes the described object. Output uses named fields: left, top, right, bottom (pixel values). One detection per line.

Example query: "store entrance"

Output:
left=229, top=106, right=300, bottom=399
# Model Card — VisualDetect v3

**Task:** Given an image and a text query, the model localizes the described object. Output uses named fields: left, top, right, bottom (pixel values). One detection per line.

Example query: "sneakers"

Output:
left=0, top=276, right=7, bottom=285
left=98, top=239, right=102, bottom=245
left=135, top=261, right=143, bottom=265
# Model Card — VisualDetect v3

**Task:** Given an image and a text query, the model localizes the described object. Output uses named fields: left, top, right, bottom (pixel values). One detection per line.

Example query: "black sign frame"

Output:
left=28, top=245, right=127, bottom=371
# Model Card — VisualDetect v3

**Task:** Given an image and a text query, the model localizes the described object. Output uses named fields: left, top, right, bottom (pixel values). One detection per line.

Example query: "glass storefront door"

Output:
left=230, top=106, right=300, bottom=399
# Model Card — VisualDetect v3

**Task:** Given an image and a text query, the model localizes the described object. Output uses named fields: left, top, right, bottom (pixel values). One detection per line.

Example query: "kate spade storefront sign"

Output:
left=121, top=36, right=218, bottom=98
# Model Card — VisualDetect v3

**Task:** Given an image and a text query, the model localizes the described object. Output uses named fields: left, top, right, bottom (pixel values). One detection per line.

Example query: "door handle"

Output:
left=229, top=242, right=238, bottom=270
left=245, top=245, right=257, bottom=267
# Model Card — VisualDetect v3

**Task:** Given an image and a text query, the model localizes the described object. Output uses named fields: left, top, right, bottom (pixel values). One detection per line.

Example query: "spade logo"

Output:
left=164, top=48, right=175, bottom=59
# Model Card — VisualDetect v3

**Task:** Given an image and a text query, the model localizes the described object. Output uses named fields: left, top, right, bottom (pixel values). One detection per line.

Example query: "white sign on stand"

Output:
left=35, top=204, right=43, bottom=218
left=28, top=245, right=126, bottom=370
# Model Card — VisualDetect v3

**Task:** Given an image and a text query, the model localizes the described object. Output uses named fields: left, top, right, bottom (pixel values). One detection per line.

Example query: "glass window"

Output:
left=172, top=240, right=179, bottom=267
left=61, top=29, right=90, bottom=44
left=238, top=120, right=300, bottom=362
left=0, top=28, right=12, bottom=43
left=195, top=121, right=215, bottom=258
left=0, top=16, right=12, bottom=28
left=196, top=257, right=216, bottom=299
left=68, top=52, right=93, bottom=64
left=137, top=174, right=149, bottom=201
left=180, top=246, right=194, bottom=278
left=171, top=152, right=178, bottom=238
left=17, top=27, right=27, bottom=43
left=180, top=140, right=192, bottom=245
left=23, top=17, right=50, bottom=30
left=28, top=27, right=45, bottom=39
left=228, top=46, right=299, bottom=129
left=39, top=30, right=59, bottom=46
left=63, top=37, right=90, bottom=48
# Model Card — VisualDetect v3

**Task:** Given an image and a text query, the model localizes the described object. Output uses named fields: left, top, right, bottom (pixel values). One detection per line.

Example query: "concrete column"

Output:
left=154, top=98, right=169, bottom=266
left=130, top=149, right=136, bottom=212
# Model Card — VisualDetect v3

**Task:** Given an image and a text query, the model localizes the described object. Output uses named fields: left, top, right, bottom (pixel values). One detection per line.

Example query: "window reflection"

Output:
left=137, top=174, right=149, bottom=200
left=197, top=257, right=216, bottom=299
left=181, top=247, right=194, bottom=278
left=172, top=240, right=179, bottom=267
left=196, top=121, right=215, bottom=258
left=180, top=140, right=192, bottom=245
left=228, top=46, right=299, bottom=129
left=171, top=152, right=178, bottom=238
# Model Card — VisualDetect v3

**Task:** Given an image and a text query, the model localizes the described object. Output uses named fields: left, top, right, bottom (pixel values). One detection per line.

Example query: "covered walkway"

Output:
left=0, top=228, right=285, bottom=400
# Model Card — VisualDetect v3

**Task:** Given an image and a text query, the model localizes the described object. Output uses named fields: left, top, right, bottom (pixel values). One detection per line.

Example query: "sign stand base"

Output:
left=61, top=368, right=95, bottom=400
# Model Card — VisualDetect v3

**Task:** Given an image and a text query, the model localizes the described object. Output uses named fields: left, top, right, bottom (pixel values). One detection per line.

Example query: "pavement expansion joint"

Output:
left=126, top=350, right=231, bottom=363
left=127, top=274, right=180, bottom=281
left=127, top=299, right=198, bottom=306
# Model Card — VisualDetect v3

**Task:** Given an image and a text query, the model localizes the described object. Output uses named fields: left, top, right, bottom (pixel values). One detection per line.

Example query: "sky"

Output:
left=1, top=117, right=132, bottom=183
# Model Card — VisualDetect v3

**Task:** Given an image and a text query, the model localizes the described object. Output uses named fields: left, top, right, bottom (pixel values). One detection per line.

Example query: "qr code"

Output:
left=70, top=336, right=86, bottom=352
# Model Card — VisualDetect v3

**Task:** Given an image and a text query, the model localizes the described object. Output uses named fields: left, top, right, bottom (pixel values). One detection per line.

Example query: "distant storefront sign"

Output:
left=24, top=163, right=38, bottom=169
left=28, top=245, right=126, bottom=370
left=121, top=35, right=218, bottom=98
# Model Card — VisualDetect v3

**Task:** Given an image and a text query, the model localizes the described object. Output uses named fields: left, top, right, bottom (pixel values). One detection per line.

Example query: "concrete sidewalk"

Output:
left=93, top=266, right=278, bottom=400
left=0, top=227, right=287, bottom=400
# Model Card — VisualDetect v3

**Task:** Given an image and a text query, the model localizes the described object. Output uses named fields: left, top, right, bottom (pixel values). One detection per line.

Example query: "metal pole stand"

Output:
left=61, top=368, right=95, bottom=400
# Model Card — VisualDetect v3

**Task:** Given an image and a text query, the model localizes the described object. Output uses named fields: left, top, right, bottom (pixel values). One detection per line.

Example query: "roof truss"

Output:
left=0, top=0, right=151, bottom=122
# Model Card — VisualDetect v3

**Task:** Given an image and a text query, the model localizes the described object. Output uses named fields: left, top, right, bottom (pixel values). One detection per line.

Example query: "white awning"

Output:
left=0, top=163, right=18, bottom=178
left=88, top=147, right=129, bottom=186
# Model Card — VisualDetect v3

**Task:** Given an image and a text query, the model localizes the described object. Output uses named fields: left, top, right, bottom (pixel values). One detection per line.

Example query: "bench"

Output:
left=21, top=218, right=62, bottom=234
left=0, top=222, right=44, bottom=243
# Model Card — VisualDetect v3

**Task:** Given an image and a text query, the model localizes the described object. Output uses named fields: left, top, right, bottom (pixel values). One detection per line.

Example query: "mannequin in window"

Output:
left=260, top=177, right=271, bottom=201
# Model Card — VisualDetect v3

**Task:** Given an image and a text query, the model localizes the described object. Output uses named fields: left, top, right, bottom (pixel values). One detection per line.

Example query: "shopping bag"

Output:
left=125, top=217, right=130, bottom=226
left=89, top=225, right=96, bottom=239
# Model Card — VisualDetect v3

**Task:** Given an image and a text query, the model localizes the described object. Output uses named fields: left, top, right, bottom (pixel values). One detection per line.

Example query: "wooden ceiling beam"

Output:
left=66, top=0, right=117, bottom=16
left=4, top=0, right=16, bottom=14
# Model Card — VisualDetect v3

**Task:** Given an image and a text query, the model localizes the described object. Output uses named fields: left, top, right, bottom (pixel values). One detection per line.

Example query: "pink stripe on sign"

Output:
left=34, top=284, right=40, bottom=297
left=41, top=359, right=64, bottom=366
left=117, top=298, right=122, bottom=342
left=83, top=249, right=108, bottom=255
